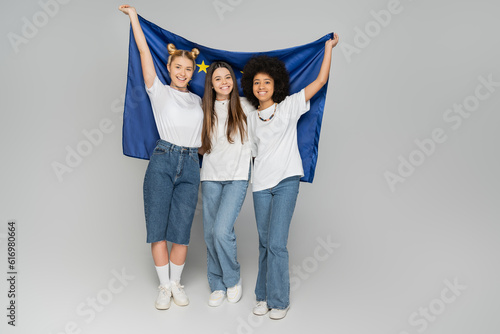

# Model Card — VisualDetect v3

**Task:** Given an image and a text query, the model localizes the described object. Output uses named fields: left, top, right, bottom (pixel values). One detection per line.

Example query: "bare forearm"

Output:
left=316, top=47, right=333, bottom=86
left=120, top=5, right=156, bottom=87
left=128, top=10, right=150, bottom=56
left=304, top=33, right=339, bottom=102
left=304, top=47, right=333, bottom=101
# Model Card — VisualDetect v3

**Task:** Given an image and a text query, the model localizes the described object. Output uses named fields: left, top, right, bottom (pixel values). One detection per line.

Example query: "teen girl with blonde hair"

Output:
left=119, top=4, right=203, bottom=310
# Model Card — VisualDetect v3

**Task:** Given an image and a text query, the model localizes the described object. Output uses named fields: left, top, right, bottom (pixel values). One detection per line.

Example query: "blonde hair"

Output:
left=167, top=43, right=200, bottom=68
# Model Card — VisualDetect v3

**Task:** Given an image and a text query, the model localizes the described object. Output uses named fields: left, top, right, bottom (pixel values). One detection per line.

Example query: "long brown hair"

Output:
left=201, top=61, right=247, bottom=154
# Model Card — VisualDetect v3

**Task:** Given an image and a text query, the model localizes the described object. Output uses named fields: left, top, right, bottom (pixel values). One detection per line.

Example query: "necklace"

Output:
left=258, top=103, right=277, bottom=122
left=216, top=98, right=229, bottom=105
left=171, top=84, right=188, bottom=92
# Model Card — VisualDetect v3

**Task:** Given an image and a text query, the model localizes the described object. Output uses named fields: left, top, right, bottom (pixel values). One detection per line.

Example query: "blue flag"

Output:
left=123, top=15, right=333, bottom=183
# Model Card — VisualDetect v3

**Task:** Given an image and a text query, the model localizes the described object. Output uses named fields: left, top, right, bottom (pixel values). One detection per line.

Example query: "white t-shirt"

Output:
left=145, top=76, right=203, bottom=148
left=200, top=98, right=255, bottom=181
left=247, top=89, right=310, bottom=192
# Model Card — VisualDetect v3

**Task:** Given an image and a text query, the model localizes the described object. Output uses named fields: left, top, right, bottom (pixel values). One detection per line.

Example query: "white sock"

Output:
left=170, top=262, right=185, bottom=283
left=155, top=263, right=170, bottom=288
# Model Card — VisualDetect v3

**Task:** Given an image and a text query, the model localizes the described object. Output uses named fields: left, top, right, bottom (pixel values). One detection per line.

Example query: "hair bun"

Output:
left=167, top=43, right=177, bottom=55
left=191, top=48, right=200, bottom=60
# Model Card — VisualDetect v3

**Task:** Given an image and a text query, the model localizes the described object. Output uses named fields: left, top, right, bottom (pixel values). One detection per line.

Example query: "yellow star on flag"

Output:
left=197, top=60, right=209, bottom=73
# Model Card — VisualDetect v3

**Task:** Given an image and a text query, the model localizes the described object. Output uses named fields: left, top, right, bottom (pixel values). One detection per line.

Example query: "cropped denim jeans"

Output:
left=253, top=175, right=300, bottom=310
left=143, top=139, right=200, bottom=245
left=202, top=175, right=249, bottom=292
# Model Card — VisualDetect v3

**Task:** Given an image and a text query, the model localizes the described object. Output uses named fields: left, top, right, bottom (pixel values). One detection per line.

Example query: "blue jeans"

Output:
left=143, top=139, right=200, bottom=245
left=202, top=177, right=249, bottom=292
left=253, top=175, right=300, bottom=309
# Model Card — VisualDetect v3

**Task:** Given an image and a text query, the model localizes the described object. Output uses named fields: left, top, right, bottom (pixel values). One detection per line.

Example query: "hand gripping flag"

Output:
left=123, top=15, right=333, bottom=183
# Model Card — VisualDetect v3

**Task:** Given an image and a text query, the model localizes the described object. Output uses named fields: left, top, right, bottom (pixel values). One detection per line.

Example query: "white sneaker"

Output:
left=269, top=306, right=290, bottom=320
left=155, top=285, right=171, bottom=310
left=227, top=279, right=242, bottom=303
left=170, top=281, right=189, bottom=306
left=253, top=301, right=270, bottom=316
left=208, top=290, right=226, bottom=307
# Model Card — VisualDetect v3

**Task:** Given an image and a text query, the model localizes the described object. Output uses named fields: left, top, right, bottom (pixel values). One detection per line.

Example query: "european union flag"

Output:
left=123, top=15, right=333, bottom=183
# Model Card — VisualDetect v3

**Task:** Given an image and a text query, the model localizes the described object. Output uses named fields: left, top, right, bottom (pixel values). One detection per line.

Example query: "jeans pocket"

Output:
left=153, top=147, right=167, bottom=155
left=189, top=152, right=199, bottom=164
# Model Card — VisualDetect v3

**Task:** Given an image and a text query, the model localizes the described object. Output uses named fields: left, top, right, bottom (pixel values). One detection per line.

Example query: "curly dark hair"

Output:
left=241, top=55, right=290, bottom=108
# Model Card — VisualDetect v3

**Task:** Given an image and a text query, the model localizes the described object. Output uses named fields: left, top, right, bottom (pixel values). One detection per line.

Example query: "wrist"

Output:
left=128, top=8, right=137, bottom=16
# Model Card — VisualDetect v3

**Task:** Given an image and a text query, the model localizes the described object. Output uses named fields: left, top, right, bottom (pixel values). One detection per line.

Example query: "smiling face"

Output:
left=167, top=56, right=195, bottom=91
left=212, top=67, right=233, bottom=100
left=253, top=72, right=275, bottom=109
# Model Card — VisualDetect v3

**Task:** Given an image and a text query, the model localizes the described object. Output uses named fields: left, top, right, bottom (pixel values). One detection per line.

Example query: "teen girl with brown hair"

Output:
left=200, top=61, right=254, bottom=307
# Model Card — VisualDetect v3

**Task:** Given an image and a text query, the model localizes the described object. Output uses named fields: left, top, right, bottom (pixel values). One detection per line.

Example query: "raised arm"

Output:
left=304, top=33, right=339, bottom=102
left=119, top=5, right=156, bottom=88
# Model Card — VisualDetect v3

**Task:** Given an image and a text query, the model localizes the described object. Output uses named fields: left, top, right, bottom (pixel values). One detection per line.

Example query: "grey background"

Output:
left=1, top=0, right=499, bottom=333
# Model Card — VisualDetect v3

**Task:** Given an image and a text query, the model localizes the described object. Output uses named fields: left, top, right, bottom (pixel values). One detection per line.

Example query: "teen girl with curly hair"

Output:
left=241, top=34, right=339, bottom=320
